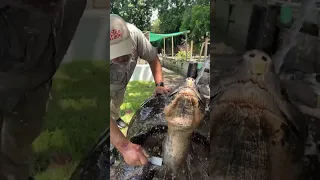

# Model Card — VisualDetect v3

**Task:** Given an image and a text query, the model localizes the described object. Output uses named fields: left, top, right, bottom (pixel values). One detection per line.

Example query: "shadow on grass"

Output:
left=31, top=60, right=109, bottom=180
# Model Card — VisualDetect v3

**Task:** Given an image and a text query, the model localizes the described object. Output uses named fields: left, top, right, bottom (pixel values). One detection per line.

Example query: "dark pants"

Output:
left=0, top=84, right=51, bottom=180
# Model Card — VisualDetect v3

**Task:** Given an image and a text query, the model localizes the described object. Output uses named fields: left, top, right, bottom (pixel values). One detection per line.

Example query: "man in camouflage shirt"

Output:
left=110, top=14, right=171, bottom=166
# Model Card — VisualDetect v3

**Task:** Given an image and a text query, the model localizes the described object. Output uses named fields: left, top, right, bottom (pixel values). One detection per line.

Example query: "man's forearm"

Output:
left=110, top=118, right=130, bottom=153
left=149, top=56, right=163, bottom=84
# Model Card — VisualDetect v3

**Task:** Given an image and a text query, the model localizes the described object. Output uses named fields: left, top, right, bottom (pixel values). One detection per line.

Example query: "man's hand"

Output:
left=154, top=86, right=171, bottom=96
left=120, top=142, right=149, bottom=166
left=111, top=118, right=149, bottom=166
left=149, top=56, right=171, bottom=96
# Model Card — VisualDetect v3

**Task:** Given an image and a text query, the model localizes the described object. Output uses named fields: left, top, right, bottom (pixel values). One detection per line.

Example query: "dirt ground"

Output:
left=162, top=67, right=185, bottom=89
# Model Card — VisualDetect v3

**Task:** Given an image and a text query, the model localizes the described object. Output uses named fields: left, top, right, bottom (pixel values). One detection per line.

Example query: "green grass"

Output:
left=31, top=60, right=109, bottom=180
left=119, top=81, right=155, bottom=135
left=31, top=60, right=154, bottom=179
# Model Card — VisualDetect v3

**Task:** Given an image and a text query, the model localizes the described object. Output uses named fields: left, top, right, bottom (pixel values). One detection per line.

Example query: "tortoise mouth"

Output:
left=165, top=92, right=202, bottom=128
left=176, top=92, right=198, bottom=106
left=168, top=88, right=200, bottom=106
left=169, top=85, right=204, bottom=105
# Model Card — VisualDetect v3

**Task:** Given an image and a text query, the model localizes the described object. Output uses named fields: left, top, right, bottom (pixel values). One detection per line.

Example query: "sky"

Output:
left=151, top=10, right=158, bottom=22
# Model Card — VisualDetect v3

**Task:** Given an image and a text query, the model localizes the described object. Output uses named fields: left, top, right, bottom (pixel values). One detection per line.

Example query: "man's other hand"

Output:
left=120, top=142, right=149, bottom=166
left=154, top=86, right=171, bottom=96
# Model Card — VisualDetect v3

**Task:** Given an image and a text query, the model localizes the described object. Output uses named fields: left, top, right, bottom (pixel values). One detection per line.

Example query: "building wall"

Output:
left=227, top=2, right=253, bottom=51
left=214, top=0, right=319, bottom=51
left=62, top=9, right=109, bottom=63
left=214, top=0, right=229, bottom=32
left=214, top=0, right=254, bottom=51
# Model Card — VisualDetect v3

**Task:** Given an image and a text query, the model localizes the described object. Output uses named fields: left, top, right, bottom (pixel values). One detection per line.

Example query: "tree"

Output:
left=151, top=19, right=162, bottom=33
left=180, top=5, right=210, bottom=43
left=110, top=0, right=210, bottom=35
left=150, top=0, right=209, bottom=41
left=110, top=0, right=153, bottom=31
left=110, top=0, right=210, bottom=46
left=153, top=0, right=191, bottom=34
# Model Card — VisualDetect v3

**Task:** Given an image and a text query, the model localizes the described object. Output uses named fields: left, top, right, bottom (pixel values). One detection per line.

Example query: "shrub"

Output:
left=176, top=50, right=191, bottom=60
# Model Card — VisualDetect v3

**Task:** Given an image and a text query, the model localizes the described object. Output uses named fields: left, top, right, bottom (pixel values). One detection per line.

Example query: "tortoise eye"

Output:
left=261, top=56, right=268, bottom=62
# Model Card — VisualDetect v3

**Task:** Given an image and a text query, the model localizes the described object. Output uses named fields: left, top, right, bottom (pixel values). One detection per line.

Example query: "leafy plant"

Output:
left=176, top=50, right=191, bottom=60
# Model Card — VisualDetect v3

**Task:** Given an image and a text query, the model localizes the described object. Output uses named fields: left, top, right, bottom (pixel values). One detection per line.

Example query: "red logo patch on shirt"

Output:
left=110, top=29, right=123, bottom=41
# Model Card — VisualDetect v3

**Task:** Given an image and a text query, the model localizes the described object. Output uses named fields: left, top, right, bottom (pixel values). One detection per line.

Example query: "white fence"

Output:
left=129, top=65, right=154, bottom=82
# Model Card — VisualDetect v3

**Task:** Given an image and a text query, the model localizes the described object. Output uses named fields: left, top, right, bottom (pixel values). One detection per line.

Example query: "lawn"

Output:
left=119, top=81, right=155, bottom=135
left=30, top=60, right=154, bottom=179
left=31, top=60, right=109, bottom=180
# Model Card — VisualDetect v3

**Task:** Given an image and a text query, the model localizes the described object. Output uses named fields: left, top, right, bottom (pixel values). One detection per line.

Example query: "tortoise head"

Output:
left=164, top=77, right=205, bottom=130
